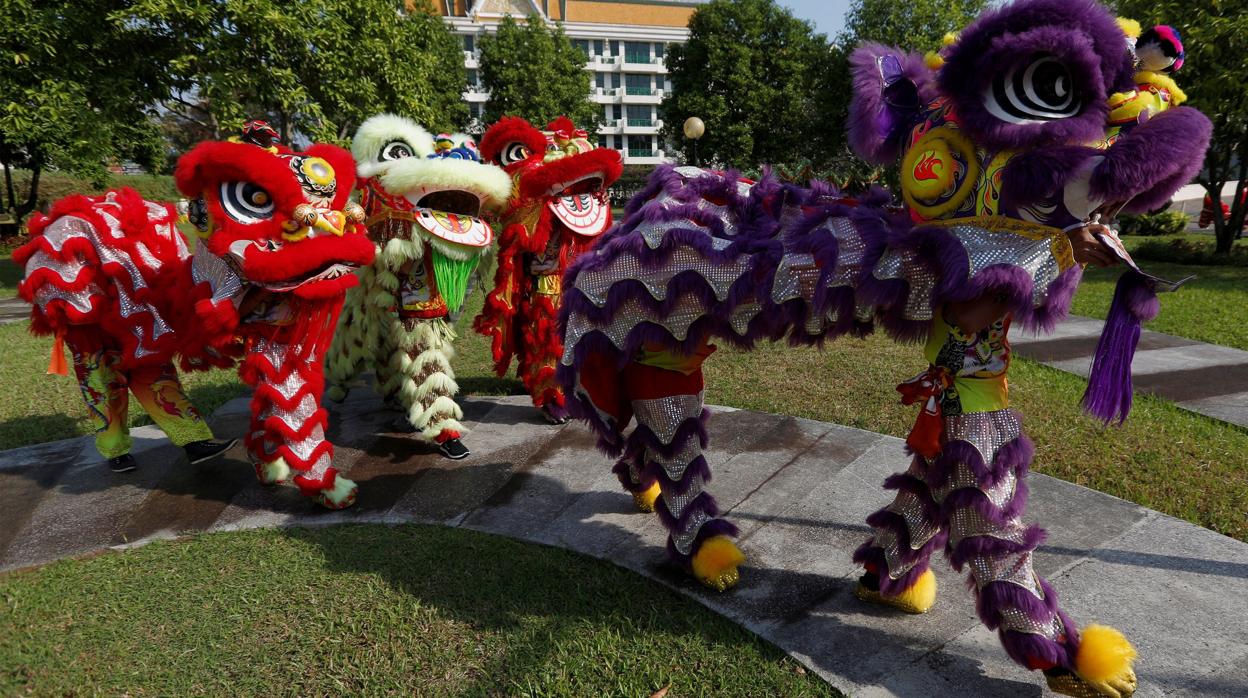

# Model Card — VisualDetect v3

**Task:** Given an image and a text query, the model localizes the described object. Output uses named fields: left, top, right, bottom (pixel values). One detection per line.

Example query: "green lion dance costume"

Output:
left=326, top=115, right=511, bottom=459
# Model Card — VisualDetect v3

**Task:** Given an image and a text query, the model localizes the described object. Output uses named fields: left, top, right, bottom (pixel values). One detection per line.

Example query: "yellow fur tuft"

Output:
left=691, top=536, right=744, bottom=592
left=1117, top=18, right=1142, bottom=39
left=925, top=51, right=946, bottom=70
left=632, top=482, right=661, bottom=513
left=1076, top=625, right=1137, bottom=685
left=942, top=32, right=958, bottom=46
left=856, top=569, right=937, bottom=614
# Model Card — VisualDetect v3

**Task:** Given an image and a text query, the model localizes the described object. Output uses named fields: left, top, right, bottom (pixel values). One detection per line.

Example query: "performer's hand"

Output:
left=1067, top=223, right=1118, bottom=268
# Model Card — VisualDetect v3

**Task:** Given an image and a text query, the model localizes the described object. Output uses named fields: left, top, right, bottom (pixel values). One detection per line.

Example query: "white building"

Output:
left=428, top=0, right=708, bottom=165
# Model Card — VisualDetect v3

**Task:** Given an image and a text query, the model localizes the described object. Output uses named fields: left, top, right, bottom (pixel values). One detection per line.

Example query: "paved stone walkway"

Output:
left=0, top=296, right=29, bottom=325
left=2, top=392, right=1245, bottom=697
left=1013, top=316, right=1248, bottom=429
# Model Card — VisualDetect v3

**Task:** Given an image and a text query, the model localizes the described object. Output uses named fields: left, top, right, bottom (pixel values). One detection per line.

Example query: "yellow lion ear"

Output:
left=1117, top=17, right=1142, bottom=39
left=942, top=32, right=958, bottom=47
left=925, top=51, right=945, bottom=70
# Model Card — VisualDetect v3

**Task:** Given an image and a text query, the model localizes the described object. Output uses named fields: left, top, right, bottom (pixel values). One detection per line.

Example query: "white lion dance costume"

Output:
left=326, top=115, right=511, bottom=459
left=557, top=1, right=1210, bottom=695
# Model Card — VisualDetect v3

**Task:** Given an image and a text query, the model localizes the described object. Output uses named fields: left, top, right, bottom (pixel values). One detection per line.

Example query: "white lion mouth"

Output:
left=548, top=192, right=608, bottom=236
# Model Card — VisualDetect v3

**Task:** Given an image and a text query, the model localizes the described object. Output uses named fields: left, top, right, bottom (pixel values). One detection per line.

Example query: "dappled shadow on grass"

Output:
left=458, top=373, right=524, bottom=396
left=0, top=258, right=21, bottom=297
left=0, top=413, right=82, bottom=452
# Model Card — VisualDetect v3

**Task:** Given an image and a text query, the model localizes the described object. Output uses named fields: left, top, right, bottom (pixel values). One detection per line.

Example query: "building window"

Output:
left=625, top=74, right=652, bottom=95
left=613, top=105, right=623, bottom=121
left=655, top=42, right=666, bottom=59
left=604, top=105, right=613, bottom=123
left=612, top=40, right=622, bottom=56
left=611, top=73, right=621, bottom=89
left=470, top=102, right=483, bottom=119
left=572, top=39, right=590, bottom=60
left=462, top=34, right=474, bottom=53
left=596, top=72, right=606, bottom=90
left=594, top=39, right=604, bottom=56
left=625, top=41, right=649, bottom=63
left=626, top=105, right=652, bottom=126
left=467, top=69, right=479, bottom=88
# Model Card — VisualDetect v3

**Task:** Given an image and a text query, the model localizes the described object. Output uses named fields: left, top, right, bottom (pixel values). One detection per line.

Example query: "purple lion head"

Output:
left=939, top=0, right=1135, bottom=151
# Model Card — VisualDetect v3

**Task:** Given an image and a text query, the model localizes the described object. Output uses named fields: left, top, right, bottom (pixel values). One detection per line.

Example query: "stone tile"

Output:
left=1176, top=391, right=1248, bottom=429
left=1026, top=474, right=1148, bottom=576
left=864, top=622, right=1048, bottom=697
left=1050, top=513, right=1248, bottom=697
left=1008, top=316, right=1104, bottom=345
left=1013, top=330, right=1198, bottom=364
left=0, top=461, right=72, bottom=560
left=1132, top=363, right=1248, bottom=402
left=116, top=444, right=257, bottom=544
left=1046, top=344, right=1248, bottom=380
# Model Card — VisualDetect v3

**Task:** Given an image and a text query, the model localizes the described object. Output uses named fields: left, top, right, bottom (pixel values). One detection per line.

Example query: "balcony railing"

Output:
left=625, top=53, right=651, bottom=64
left=627, top=149, right=657, bottom=158
left=626, top=87, right=654, bottom=96
left=627, top=118, right=654, bottom=127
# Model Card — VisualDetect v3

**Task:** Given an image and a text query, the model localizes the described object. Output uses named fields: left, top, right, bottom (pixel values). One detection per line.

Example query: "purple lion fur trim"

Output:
left=611, top=458, right=654, bottom=493
left=977, top=578, right=1061, bottom=631
left=942, top=475, right=1031, bottom=529
left=926, top=431, right=1035, bottom=491
left=647, top=455, right=714, bottom=496
left=666, top=517, right=740, bottom=567
left=938, top=0, right=1134, bottom=152
left=859, top=221, right=1083, bottom=342
left=848, top=43, right=937, bottom=166
left=948, top=523, right=1047, bottom=571
left=656, top=489, right=721, bottom=533
left=851, top=534, right=947, bottom=597
left=994, top=578, right=1081, bottom=671
left=1082, top=270, right=1159, bottom=424
left=1090, top=107, right=1213, bottom=214
left=999, top=145, right=1102, bottom=213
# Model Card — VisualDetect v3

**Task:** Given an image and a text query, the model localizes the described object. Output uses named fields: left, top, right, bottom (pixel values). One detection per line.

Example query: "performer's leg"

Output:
left=623, top=357, right=742, bottom=591
left=517, top=280, right=567, bottom=423
left=852, top=452, right=945, bottom=613
left=325, top=277, right=376, bottom=402
left=126, top=362, right=215, bottom=447
left=398, top=316, right=467, bottom=450
left=70, top=347, right=132, bottom=461
left=932, top=411, right=1136, bottom=697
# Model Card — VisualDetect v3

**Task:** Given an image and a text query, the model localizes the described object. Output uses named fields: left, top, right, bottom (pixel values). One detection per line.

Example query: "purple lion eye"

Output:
left=983, top=54, right=1081, bottom=124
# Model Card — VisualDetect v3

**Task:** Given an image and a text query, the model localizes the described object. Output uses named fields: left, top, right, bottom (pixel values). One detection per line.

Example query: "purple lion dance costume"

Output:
left=557, top=0, right=1209, bottom=695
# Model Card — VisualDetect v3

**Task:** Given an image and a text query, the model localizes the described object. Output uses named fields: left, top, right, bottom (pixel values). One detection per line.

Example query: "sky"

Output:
left=778, top=0, right=854, bottom=39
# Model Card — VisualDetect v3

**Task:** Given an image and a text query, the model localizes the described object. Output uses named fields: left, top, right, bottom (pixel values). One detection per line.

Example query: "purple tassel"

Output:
left=1081, top=270, right=1160, bottom=423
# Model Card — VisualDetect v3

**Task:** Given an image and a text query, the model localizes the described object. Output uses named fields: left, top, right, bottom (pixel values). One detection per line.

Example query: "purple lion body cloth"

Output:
left=557, top=0, right=1210, bottom=695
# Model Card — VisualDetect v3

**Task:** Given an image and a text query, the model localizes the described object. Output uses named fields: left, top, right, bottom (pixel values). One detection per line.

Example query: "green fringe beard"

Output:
left=431, top=250, right=478, bottom=312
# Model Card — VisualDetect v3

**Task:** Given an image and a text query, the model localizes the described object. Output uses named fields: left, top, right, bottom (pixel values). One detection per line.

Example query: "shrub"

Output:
left=609, top=164, right=656, bottom=207
left=1134, top=238, right=1248, bottom=267
left=1118, top=210, right=1189, bottom=236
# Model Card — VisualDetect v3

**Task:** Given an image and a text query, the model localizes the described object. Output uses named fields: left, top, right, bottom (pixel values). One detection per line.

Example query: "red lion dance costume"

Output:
left=558, top=1, right=1210, bottom=695
left=474, top=117, right=622, bottom=423
left=14, top=126, right=375, bottom=509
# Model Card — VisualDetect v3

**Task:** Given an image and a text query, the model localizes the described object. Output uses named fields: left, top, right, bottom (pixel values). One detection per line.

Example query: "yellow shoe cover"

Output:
left=632, top=482, right=661, bottom=513
left=314, top=475, right=358, bottom=510
left=691, top=535, right=744, bottom=592
left=855, top=569, right=937, bottom=614
left=1048, top=625, right=1138, bottom=698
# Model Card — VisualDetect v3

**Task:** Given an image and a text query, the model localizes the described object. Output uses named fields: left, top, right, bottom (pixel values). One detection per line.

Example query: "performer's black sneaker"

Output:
left=183, top=439, right=237, bottom=464
left=108, top=454, right=138, bottom=473
left=438, top=438, right=470, bottom=460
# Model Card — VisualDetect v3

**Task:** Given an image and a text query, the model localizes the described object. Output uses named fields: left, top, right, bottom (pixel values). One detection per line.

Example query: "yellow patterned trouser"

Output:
left=71, top=348, right=214, bottom=458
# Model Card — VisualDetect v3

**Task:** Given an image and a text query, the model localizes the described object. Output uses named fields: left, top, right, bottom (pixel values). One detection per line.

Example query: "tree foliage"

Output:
left=841, top=0, right=988, bottom=53
left=660, top=0, right=840, bottom=172
left=1116, top=0, right=1248, bottom=255
left=0, top=0, right=172, bottom=235
left=477, top=14, right=598, bottom=129
left=123, top=0, right=468, bottom=145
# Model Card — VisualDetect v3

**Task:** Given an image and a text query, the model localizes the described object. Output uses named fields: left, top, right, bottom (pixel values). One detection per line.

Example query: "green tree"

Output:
left=840, top=0, right=988, bottom=53
left=124, top=0, right=468, bottom=144
left=1116, top=0, right=1248, bottom=255
left=0, top=1, right=172, bottom=235
left=477, top=14, right=597, bottom=129
left=660, top=0, right=836, bottom=171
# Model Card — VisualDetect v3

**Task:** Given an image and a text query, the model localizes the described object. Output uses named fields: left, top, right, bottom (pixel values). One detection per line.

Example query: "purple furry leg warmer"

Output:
left=629, top=398, right=736, bottom=568
left=852, top=455, right=947, bottom=594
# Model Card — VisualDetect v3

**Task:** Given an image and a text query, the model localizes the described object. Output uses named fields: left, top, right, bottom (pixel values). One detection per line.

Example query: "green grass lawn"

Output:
left=0, top=259, right=19, bottom=299
left=0, top=524, right=833, bottom=697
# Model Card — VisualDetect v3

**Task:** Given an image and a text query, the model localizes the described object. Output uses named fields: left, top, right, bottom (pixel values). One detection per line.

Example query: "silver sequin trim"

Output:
left=647, top=433, right=703, bottom=481
left=575, top=247, right=750, bottom=307
left=631, top=391, right=704, bottom=445
left=192, top=251, right=245, bottom=305
left=661, top=473, right=705, bottom=520
left=944, top=409, right=1022, bottom=467
left=671, top=508, right=711, bottom=556
left=886, top=489, right=942, bottom=550
left=948, top=225, right=1063, bottom=308
left=873, top=528, right=923, bottom=580
left=33, top=283, right=99, bottom=314
left=947, top=507, right=1030, bottom=549
left=968, top=550, right=1043, bottom=596
left=872, top=247, right=936, bottom=321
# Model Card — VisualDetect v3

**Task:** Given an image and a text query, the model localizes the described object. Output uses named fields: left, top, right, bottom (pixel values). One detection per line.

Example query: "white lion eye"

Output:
left=218, top=181, right=275, bottom=224
left=984, top=54, right=1082, bottom=124
left=380, top=141, right=414, bottom=161
left=499, top=142, right=531, bottom=166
